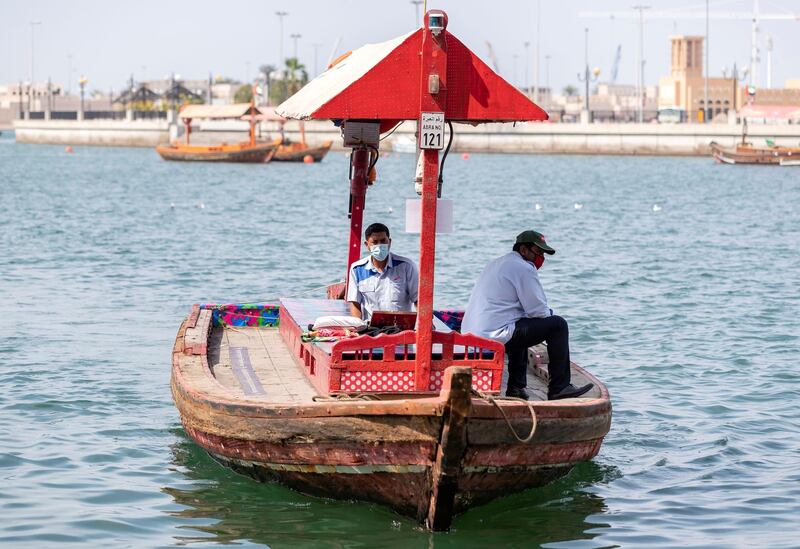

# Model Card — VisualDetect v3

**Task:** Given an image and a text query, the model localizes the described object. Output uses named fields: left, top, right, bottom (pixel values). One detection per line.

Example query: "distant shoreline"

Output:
left=11, top=118, right=800, bottom=156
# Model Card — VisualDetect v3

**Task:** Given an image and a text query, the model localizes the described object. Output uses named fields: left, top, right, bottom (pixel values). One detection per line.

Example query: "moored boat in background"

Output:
left=156, top=102, right=279, bottom=163
left=711, top=141, right=800, bottom=165
left=272, top=121, right=332, bottom=162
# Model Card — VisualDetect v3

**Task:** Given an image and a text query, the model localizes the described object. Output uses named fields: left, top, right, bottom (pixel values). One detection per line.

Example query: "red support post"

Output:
left=414, top=11, right=448, bottom=391
left=344, top=148, right=370, bottom=292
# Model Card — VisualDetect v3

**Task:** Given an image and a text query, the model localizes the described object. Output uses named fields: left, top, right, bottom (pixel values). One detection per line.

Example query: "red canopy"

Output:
left=277, top=28, right=548, bottom=124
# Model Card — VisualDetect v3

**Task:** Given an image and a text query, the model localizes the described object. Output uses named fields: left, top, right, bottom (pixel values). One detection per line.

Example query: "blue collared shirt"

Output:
left=346, top=252, right=419, bottom=321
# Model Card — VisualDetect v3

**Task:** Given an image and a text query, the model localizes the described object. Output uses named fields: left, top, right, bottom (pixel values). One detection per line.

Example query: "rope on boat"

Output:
left=471, top=389, right=538, bottom=444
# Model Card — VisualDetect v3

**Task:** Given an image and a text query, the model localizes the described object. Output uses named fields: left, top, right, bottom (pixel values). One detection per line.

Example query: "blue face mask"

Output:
left=369, top=243, right=390, bottom=261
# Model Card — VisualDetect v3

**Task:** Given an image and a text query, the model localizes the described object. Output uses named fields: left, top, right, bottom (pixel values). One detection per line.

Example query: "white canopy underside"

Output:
left=276, top=31, right=415, bottom=120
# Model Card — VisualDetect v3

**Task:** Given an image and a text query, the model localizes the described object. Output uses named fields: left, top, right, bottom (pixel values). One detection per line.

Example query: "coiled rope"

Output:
left=471, top=389, right=538, bottom=443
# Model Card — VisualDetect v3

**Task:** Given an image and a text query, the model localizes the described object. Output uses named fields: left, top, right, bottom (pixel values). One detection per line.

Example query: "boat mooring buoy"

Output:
left=461, top=153, right=470, bottom=160
left=653, top=204, right=662, bottom=212
left=65, top=146, right=73, bottom=153
left=303, top=155, right=314, bottom=163
left=574, top=203, right=583, bottom=210
left=534, top=203, right=542, bottom=210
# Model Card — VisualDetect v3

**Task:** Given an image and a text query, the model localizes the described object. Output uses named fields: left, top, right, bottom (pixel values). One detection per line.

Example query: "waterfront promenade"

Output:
left=12, top=117, right=800, bottom=155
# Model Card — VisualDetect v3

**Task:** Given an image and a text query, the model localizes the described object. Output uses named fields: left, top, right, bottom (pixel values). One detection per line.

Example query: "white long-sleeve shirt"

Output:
left=461, top=252, right=552, bottom=343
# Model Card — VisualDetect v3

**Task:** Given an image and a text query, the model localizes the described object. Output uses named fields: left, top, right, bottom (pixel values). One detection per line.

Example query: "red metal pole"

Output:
left=414, top=11, right=448, bottom=391
left=345, top=148, right=370, bottom=290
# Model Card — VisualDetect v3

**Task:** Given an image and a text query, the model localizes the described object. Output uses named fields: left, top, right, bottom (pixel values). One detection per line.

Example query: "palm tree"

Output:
left=562, top=85, right=578, bottom=97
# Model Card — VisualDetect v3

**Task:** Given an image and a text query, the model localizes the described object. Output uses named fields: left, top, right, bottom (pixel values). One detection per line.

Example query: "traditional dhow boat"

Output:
left=272, top=139, right=333, bottom=162
left=710, top=141, right=800, bottom=165
left=272, top=121, right=332, bottom=162
left=156, top=103, right=280, bottom=163
left=171, top=11, right=611, bottom=530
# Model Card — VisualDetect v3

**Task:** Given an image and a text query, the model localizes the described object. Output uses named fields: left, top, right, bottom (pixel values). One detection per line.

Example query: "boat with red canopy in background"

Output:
left=171, top=10, right=611, bottom=530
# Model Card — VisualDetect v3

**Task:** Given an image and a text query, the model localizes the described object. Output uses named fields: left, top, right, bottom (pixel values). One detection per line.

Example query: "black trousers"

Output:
left=504, top=315, right=571, bottom=394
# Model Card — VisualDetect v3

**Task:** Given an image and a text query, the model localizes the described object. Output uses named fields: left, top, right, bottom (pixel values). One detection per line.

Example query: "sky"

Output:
left=2, top=0, right=799, bottom=95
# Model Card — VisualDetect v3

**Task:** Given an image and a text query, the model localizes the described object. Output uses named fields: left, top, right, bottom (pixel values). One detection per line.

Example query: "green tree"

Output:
left=562, top=85, right=578, bottom=97
left=268, top=57, right=309, bottom=105
left=234, top=84, right=253, bottom=103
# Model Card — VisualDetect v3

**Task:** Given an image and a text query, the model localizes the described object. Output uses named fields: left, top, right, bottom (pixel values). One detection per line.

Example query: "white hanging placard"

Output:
left=405, top=198, right=454, bottom=233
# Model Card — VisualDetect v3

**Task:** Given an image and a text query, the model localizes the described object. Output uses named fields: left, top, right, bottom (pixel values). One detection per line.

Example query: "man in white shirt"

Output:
left=347, top=223, right=419, bottom=322
left=462, top=230, right=593, bottom=401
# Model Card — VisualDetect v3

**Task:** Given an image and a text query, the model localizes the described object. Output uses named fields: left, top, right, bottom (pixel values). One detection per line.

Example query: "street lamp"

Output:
left=275, top=11, right=289, bottom=67
left=524, top=41, right=530, bottom=96
left=633, top=5, right=650, bottom=123
left=79, top=75, right=88, bottom=116
left=410, top=0, right=423, bottom=27
left=577, top=28, right=600, bottom=123
left=290, top=33, right=302, bottom=61
left=545, top=54, right=551, bottom=97
left=512, top=53, right=519, bottom=88
left=729, top=63, right=748, bottom=116
left=30, top=21, right=42, bottom=84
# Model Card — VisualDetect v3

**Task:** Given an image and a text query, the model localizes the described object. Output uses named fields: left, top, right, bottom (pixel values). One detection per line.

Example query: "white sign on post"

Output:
left=419, top=112, right=445, bottom=150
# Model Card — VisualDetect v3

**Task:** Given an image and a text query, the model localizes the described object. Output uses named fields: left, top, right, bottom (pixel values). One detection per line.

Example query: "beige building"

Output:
left=659, top=35, right=742, bottom=121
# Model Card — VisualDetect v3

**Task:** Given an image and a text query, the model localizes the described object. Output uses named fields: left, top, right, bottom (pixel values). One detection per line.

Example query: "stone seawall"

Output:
left=14, top=119, right=171, bottom=147
left=13, top=118, right=800, bottom=155
left=291, top=121, right=800, bottom=156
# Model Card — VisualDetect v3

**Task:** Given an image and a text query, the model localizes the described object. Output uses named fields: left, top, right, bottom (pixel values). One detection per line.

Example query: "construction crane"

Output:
left=485, top=41, right=500, bottom=74
left=610, top=45, right=622, bottom=84
left=579, top=0, right=800, bottom=88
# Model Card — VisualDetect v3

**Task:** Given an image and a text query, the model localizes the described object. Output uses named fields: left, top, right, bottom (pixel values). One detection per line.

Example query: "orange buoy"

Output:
left=65, top=146, right=74, bottom=153
left=303, top=155, right=314, bottom=164
left=461, top=153, right=470, bottom=160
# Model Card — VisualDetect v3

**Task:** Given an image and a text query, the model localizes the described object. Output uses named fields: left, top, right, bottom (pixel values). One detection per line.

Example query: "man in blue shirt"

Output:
left=462, top=230, right=593, bottom=401
left=347, top=223, right=419, bottom=322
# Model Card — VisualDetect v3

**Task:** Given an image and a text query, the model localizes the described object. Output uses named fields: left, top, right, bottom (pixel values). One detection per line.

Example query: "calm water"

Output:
left=1, top=131, right=799, bottom=548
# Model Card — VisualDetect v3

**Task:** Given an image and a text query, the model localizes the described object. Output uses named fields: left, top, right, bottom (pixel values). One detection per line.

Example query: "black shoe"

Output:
left=505, top=386, right=529, bottom=400
left=548, top=383, right=594, bottom=400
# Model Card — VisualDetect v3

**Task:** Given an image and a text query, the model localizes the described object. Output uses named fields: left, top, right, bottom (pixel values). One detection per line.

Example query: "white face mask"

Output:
left=369, top=243, right=390, bottom=261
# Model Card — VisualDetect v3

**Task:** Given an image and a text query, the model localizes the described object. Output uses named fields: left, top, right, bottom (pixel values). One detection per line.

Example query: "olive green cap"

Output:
left=515, top=230, right=555, bottom=254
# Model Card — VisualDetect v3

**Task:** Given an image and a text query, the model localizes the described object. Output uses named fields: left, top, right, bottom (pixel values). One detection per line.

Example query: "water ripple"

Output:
left=1, top=138, right=799, bottom=547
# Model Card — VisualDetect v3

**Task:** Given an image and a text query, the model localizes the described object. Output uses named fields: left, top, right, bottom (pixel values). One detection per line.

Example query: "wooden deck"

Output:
left=205, top=324, right=598, bottom=404
left=208, top=325, right=319, bottom=404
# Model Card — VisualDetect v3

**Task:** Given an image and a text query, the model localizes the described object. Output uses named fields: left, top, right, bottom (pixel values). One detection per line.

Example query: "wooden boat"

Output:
left=172, top=10, right=611, bottom=530
left=272, top=121, right=332, bottom=162
left=156, top=140, right=279, bottom=162
left=156, top=102, right=279, bottom=163
left=710, top=141, right=800, bottom=165
left=172, top=303, right=610, bottom=528
left=272, top=139, right=333, bottom=162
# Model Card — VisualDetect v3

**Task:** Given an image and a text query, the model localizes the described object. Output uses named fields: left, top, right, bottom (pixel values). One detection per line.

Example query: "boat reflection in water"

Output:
left=165, top=433, right=614, bottom=547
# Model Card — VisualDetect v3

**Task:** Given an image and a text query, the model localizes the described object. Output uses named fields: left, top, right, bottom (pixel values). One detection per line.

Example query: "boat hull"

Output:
left=156, top=142, right=277, bottom=163
left=710, top=141, right=800, bottom=165
left=171, top=314, right=612, bottom=527
left=272, top=141, right=332, bottom=162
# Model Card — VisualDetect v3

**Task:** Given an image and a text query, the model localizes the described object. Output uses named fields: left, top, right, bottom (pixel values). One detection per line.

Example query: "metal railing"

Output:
left=21, top=110, right=168, bottom=121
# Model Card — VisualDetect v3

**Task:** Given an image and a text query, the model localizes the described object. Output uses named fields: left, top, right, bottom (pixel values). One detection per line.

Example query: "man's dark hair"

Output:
left=513, top=242, right=536, bottom=253
left=365, top=223, right=390, bottom=239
